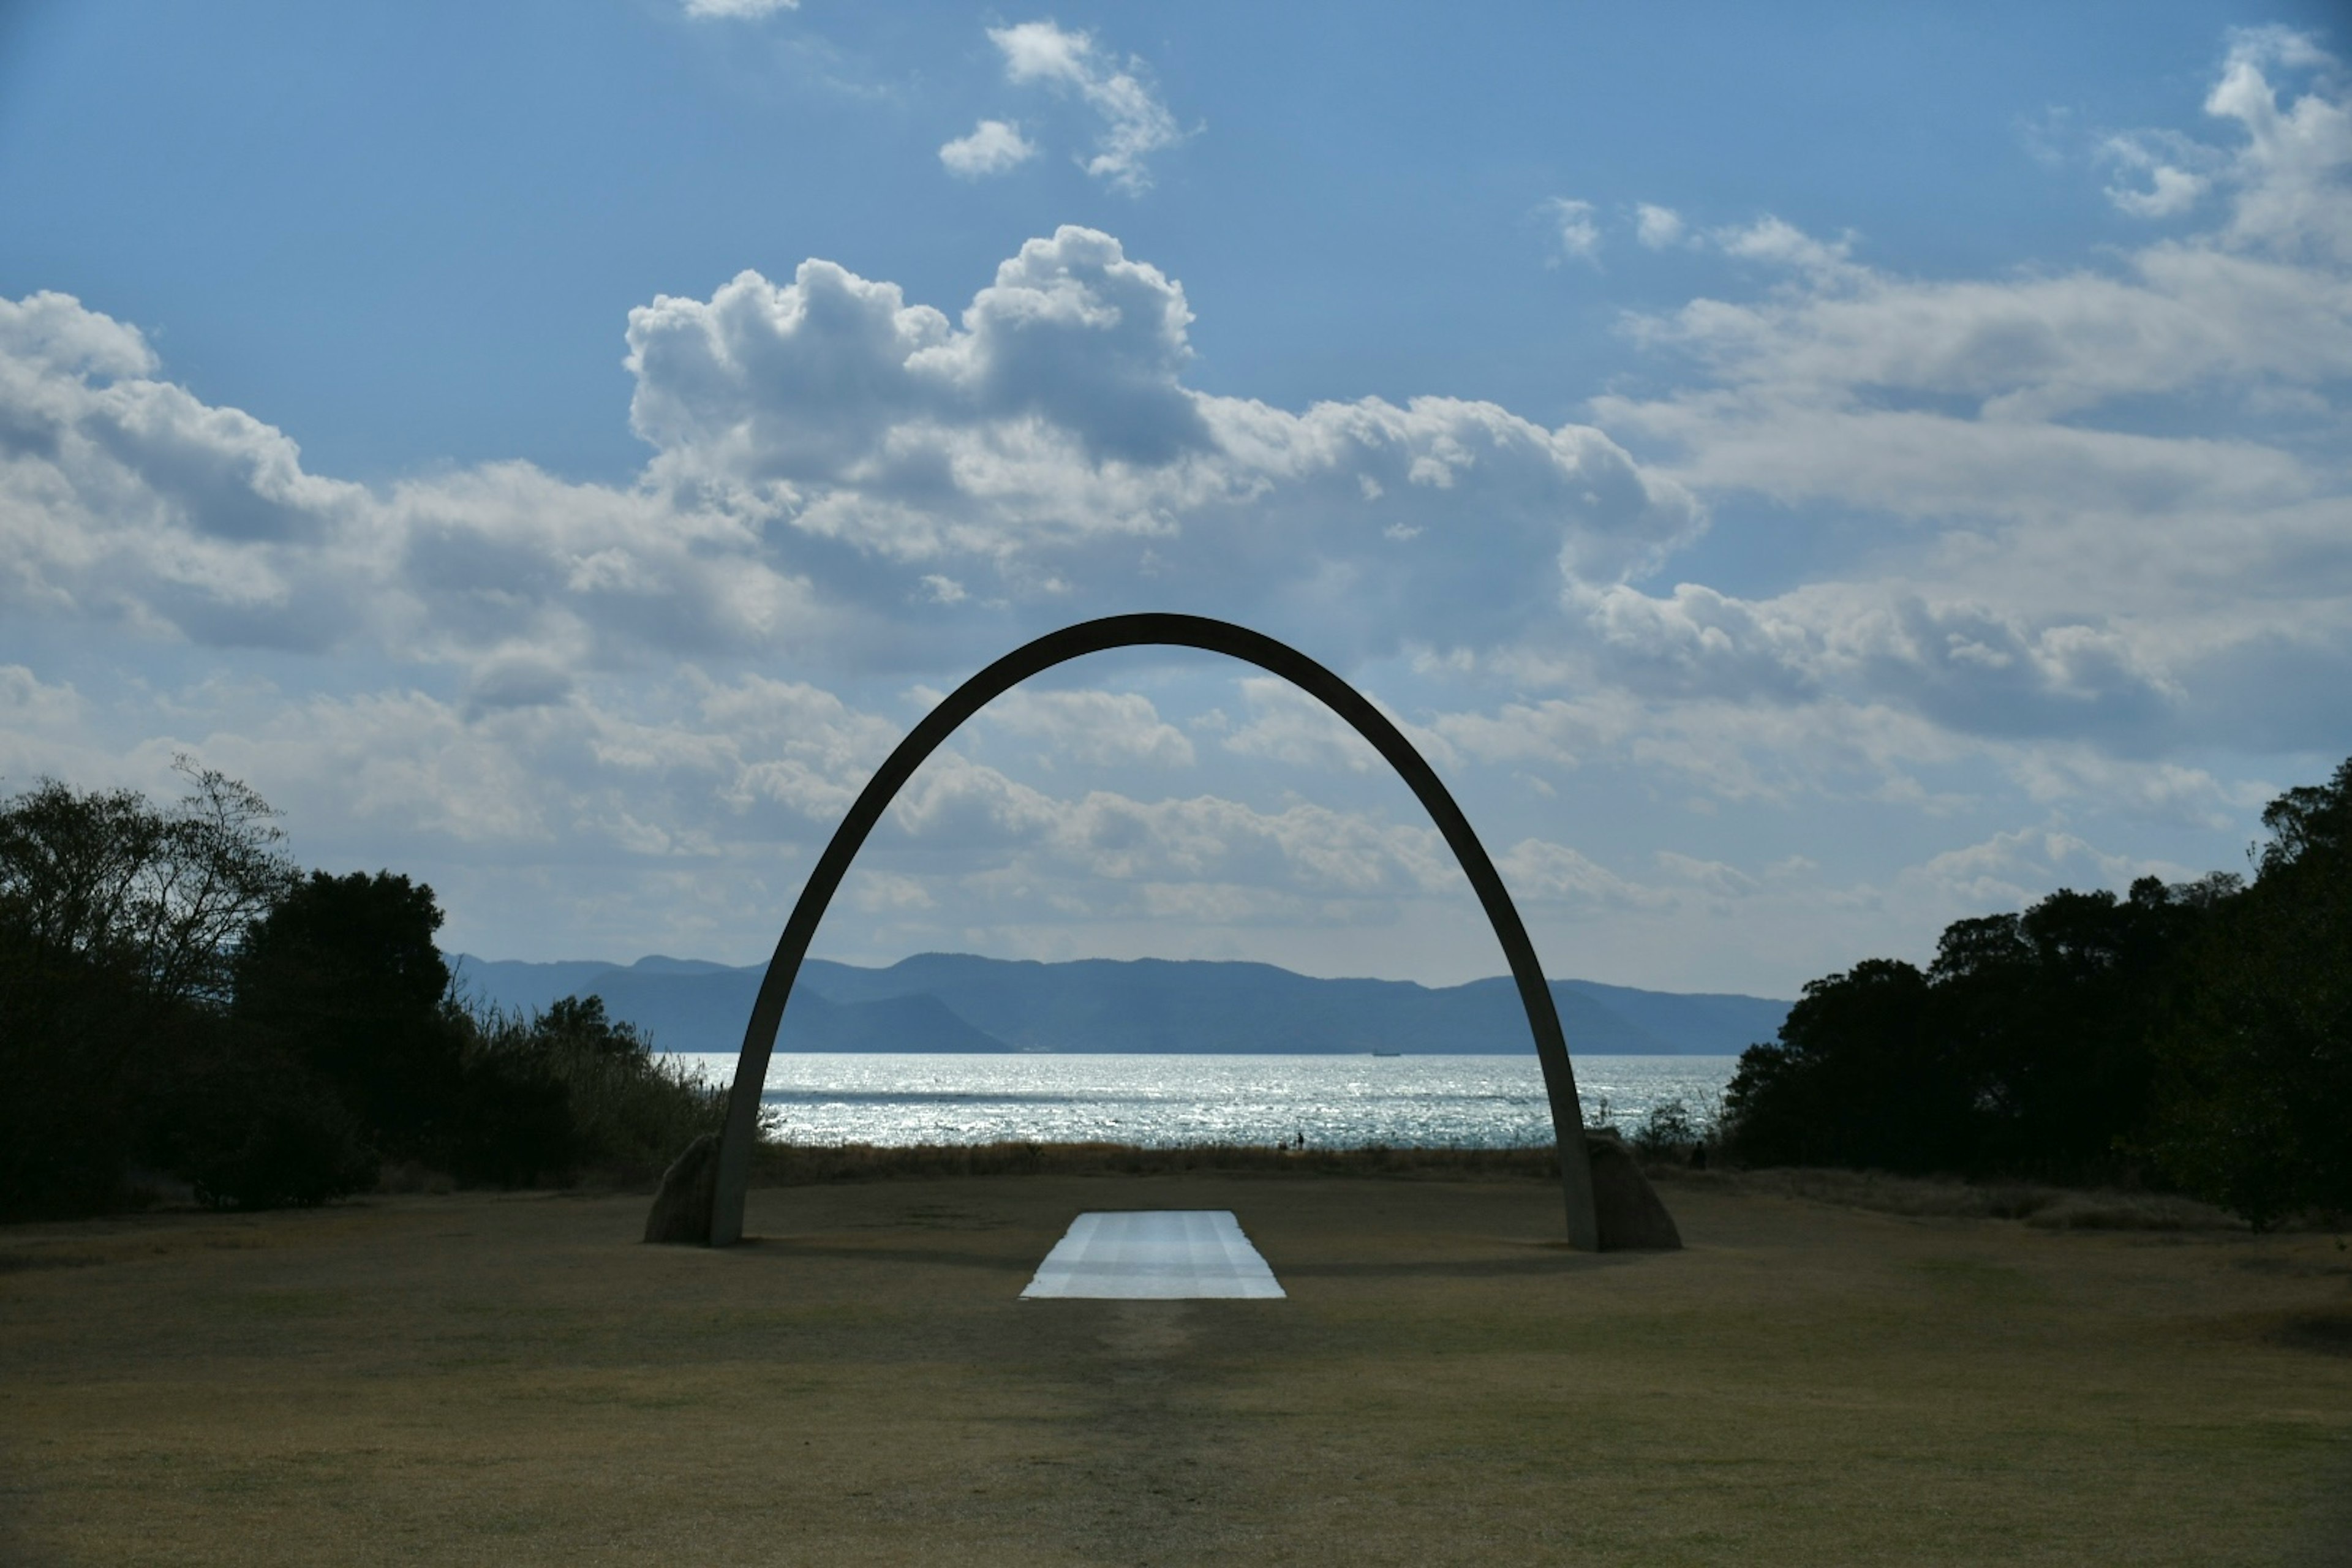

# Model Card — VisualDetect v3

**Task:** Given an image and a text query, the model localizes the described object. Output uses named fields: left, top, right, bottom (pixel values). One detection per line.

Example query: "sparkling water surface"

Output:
left=671, top=1053, right=1738, bottom=1148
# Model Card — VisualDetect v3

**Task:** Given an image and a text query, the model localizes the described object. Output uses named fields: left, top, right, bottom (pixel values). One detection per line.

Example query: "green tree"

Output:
left=2154, top=760, right=2352, bottom=1224
left=1931, top=878, right=2223, bottom=1182
left=0, top=764, right=298, bottom=1218
left=1722, top=877, right=2230, bottom=1182
left=232, top=870, right=466, bottom=1161
left=1724, top=957, right=1964, bottom=1171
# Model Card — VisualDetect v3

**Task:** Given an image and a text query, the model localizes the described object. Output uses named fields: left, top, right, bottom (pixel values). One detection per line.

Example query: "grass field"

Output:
left=3, top=1165, right=2348, bottom=1565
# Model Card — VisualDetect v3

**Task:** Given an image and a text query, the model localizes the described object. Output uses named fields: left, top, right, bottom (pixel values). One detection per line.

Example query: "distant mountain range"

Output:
left=447, top=951, right=1789, bottom=1057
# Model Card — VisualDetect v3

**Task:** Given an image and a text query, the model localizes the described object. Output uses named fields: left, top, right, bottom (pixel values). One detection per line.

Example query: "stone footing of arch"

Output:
left=680, top=612, right=1686, bottom=1253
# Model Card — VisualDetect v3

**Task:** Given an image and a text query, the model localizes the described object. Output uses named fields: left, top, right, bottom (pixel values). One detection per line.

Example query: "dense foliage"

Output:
left=1723, top=758, right=2352, bottom=1225
left=1, top=769, right=722, bottom=1219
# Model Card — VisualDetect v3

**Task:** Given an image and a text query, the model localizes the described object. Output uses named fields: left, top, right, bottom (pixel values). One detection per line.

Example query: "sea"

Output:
left=669, top=1052, right=1740, bottom=1148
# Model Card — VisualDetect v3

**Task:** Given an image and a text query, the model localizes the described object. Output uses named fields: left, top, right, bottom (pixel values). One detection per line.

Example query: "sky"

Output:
left=1, top=1, right=2348, bottom=995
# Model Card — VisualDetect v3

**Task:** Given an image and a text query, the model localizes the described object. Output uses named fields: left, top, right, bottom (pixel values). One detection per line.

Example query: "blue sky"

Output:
left=2, top=2, right=2347, bottom=994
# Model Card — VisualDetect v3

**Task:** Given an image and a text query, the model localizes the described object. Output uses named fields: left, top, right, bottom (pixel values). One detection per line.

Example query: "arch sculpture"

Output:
left=708, top=613, right=1604, bottom=1249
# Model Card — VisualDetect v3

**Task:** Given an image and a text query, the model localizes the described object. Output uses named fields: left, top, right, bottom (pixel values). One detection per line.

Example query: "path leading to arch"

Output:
left=1021, top=1211, right=1287, bottom=1300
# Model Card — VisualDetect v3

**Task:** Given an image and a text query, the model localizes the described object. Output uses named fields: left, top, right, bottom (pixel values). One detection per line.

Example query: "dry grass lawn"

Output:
left=2, top=1167, right=2348, bottom=1565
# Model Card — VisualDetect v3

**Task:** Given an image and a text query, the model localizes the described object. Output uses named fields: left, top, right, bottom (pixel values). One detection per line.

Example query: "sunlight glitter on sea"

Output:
left=668, top=1052, right=1738, bottom=1147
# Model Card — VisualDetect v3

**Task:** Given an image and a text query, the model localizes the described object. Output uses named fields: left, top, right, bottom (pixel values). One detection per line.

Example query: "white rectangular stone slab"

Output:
left=1021, top=1210, right=1286, bottom=1300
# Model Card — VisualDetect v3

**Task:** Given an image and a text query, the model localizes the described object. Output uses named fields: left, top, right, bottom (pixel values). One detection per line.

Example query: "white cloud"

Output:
left=939, top=118, right=1038, bottom=178
left=680, top=0, right=797, bottom=17
left=1634, top=203, right=1686, bottom=249
left=1706, top=215, right=1863, bottom=284
left=987, top=20, right=1184, bottom=194
left=1656, top=851, right=1760, bottom=898
left=1561, top=577, right=2191, bottom=741
left=0, top=230, right=1698, bottom=706
left=620, top=225, right=1701, bottom=635
left=1219, top=676, right=1457, bottom=775
left=1543, top=198, right=1600, bottom=265
left=1221, top=677, right=1383, bottom=772
left=1497, top=839, right=1673, bottom=912
left=983, top=688, right=1196, bottom=768
left=0, top=292, right=841, bottom=679
left=1576, top=39, right=2352, bottom=756
left=2206, top=27, right=2352, bottom=260
left=2100, top=131, right=2215, bottom=217
left=884, top=748, right=1466, bottom=900
left=1904, top=823, right=2196, bottom=912
left=0, top=665, right=107, bottom=790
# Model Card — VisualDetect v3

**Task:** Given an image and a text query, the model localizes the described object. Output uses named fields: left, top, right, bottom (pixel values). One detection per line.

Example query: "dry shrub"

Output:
left=2022, top=1190, right=2242, bottom=1231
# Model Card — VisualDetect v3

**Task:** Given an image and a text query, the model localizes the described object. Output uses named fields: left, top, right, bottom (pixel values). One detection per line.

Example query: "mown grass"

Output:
left=749, top=1139, right=2255, bottom=1233
left=2, top=1162, right=2346, bottom=1566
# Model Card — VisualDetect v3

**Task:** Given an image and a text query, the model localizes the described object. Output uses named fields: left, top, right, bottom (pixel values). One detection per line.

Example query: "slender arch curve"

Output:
left=710, top=614, right=1601, bottom=1248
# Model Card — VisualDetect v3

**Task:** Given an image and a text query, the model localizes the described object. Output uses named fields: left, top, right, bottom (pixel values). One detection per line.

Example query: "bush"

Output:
left=176, top=1060, right=379, bottom=1210
left=1629, top=1096, right=1712, bottom=1161
left=447, top=1041, right=580, bottom=1188
left=454, top=995, right=724, bottom=1183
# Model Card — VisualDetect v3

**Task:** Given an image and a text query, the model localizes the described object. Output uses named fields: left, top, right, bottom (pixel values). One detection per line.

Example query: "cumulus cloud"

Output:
left=939, top=118, right=1037, bottom=178
left=680, top=0, right=796, bottom=17
left=2, top=227, right=1699, bottom=703
left=621, top=225, right=1700, bottom=636
left=0, top=290, right=844, bottom=687
left=986, top=20, right=1184, bottom=194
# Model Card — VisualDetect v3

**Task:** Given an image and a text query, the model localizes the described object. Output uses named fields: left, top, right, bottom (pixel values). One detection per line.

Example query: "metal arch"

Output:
left=708, top=613, right=1602, bottom=1250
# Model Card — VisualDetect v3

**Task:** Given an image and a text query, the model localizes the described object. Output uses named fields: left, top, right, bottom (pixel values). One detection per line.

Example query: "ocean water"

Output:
left=669, top=1052, right=1739, bottom=1148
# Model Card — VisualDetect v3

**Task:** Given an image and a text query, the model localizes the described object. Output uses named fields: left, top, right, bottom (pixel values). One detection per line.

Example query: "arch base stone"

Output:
left=1584, top=1133, right=1683, bottom=1251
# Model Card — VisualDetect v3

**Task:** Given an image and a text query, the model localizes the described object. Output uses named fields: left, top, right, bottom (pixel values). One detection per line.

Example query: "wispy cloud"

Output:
left=986, top=20, right=1185, bottom=194
left=680, top=0, right=797, bottom=17
left=1578, top=34, right=2352, bottom=763
left=1634, top=203, right=1687, bottom=249
left=1541, top=197, right=1600, bottom=265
